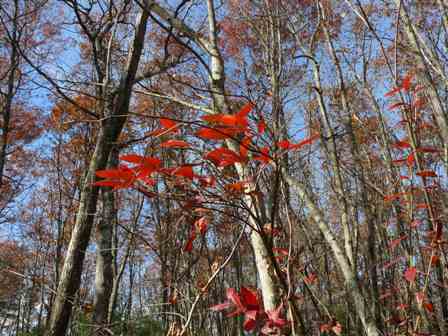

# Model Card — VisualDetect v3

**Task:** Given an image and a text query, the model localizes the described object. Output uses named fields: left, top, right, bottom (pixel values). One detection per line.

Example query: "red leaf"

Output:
left=201, top=114, right=242, bottom=126
left=384, top=192, right=409, bottom=202
left=294, top=133, right=320, bottom=149
left=226, top=288, right=245, bottom=312
left=412, top=97, right=426, bottom=109
left=416, top=170, right=437, bottom=178
left=201, top=103, right=252, bottom=128
left=195, top=126, right=244, bottom=140
left=120, top=155, right=161, bottom=170
left=243, top=313, right=257, bottom=331
left=225, top=181, right=251, bottom=193
left=147, top=118, right=179, bottom=137
left=416, top=203, right=429, bottom=209
left=140, top=177, right=156, bottom=186
left=162, top=165, right=195, bottom=180
left=385, top=87, right=401, bottom=97
left=273, top=247, right=289, bottom=257
left=253, top=147, right=272, bottom=163
left=278, top=134, right=319, bottom=151
left=257, top=118, right=266, bottom=134
left=96, top=168, right=132, bottom=179
left=240, top=287, right=259, bottom=310
left=404, top=267, right=417, bottom=283
left=204, top=147, right=243, bottom=167
left=277, top=140, right=292, bottom=150
left=406, top=152, right=415, bottom=166
left=95, top=166, right=136, bottom=190
left=184, top=230, right=196, bottom=252
left=266, top=303, right=287, bottom=327
left=392, top=141, right=411, bottom=149
left=159, top=139, right=191, bottom=148
left=320, top=324, right=331, bottom=333
left=160, top=118, right=178, bottom=129
left=332, top=322, right=342, bottom=335
left=120, top=154, right=144, bottom=164
left=239, top=136, right=252, bottom=159
left=237, top=102, right=254, bottom=118
left=402, top=73, right=413, bottom=91
left=424, top=303, right=434, bottom=313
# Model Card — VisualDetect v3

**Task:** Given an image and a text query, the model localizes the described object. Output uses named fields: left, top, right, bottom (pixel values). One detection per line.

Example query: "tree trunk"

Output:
left=45, top=10, right=149, bottom=336
left=283, top=171, right=379, bottom=336
left=91, top=149, right=118, bottom=335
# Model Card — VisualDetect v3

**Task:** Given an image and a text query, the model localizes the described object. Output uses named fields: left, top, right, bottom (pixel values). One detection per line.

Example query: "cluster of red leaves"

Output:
left=95, top=102, right=319, bottom=194
left=383, top=73, right=440, bottom=327
left=183, top=216, right=208, bottom=252
left=94, top=102, right=320, bottom=331
left=384, top=73, right=414, bottom=97
left=210, top=287, right=287, bottom=334
left=320, top=320, right=342, bottom=335
left=94, top=155, right=161, bottom=190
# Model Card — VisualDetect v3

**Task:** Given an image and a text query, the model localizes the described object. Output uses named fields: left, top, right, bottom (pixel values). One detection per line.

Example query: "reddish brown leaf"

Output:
left=194, top=216, right=208, bottom=235
left=392, top=141, right=411, bottom=149
left=225, top=180, right=251, bottom=193
left=416, top=170, right=438, bottom=178
left=388, top=102, right=406, bottom=110
left=159, top=139, right=191, bottom=148
left=430, top=255, right=440, bottom=266
left=388, top=235, right=408, bottom=251
left=424, top=303, right=434, bottom=313
left=416, top=146, right=441, bottom=153
left=198, top=175, right=216, bottom=187
left=304, top=273, right=317, bottom=285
